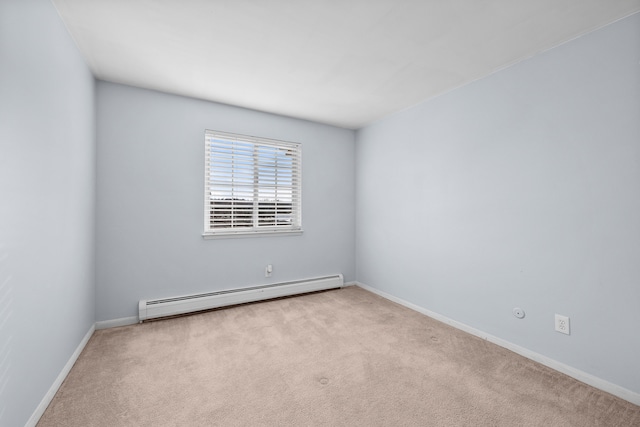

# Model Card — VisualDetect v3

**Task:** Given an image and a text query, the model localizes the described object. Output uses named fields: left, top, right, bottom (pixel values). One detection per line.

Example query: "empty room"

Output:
left=2, top=0, right=640, bottom=425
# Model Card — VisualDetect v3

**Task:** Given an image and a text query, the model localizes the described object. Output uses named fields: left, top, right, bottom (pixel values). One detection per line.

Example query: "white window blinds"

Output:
left=204, top=130, right=302, bottom=237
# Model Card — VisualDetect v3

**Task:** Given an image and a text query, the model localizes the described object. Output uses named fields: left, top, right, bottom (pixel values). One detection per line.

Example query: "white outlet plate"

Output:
left=555, top=314, right=570, bottom=335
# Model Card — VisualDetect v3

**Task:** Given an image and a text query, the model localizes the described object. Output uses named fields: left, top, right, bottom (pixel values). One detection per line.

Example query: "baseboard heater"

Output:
left=138, top=274, right=343, bottom=322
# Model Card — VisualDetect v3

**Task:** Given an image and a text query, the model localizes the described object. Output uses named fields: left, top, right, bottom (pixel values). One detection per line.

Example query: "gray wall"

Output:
left=96, top=82, right=355, bottom=321
left=0, top=0, right=96, bottom=425
left=355, top=13, right=640, bottom=393
left=1, top=1, right=637, bottom=423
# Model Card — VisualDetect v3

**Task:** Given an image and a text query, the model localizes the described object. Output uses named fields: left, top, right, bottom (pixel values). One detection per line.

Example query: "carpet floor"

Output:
left=38, top=286, right=640, bottom=426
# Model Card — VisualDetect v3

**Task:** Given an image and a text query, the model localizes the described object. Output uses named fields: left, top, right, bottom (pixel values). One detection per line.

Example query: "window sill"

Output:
left=202, top=229, right=303, bottom=240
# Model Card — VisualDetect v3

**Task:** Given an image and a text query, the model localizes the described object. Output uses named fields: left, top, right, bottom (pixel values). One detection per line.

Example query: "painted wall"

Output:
left=356, top=13, right=640, bottom=394
left=95, top=82, right=355, bottom=321
left=0, top=0, right=96, bottom=425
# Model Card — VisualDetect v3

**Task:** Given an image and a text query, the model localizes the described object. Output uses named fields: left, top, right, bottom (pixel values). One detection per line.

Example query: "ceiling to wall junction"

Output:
left=52, top=0, right=640, bottom=129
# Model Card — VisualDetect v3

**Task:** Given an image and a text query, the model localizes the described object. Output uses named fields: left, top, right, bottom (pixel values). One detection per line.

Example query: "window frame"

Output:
left=203, top=130, right=302, bottom=239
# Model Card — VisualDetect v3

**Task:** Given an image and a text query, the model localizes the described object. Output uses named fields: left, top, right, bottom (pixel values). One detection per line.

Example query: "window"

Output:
left=204, top=130, right=302, bottom=238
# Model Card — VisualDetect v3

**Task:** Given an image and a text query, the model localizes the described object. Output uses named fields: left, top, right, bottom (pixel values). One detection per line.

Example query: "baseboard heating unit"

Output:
left=138, top=274, right=343, bottom=322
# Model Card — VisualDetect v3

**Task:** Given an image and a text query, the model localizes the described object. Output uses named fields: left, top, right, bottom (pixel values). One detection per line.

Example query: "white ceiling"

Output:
left=52, top=0, right=640, bottom=129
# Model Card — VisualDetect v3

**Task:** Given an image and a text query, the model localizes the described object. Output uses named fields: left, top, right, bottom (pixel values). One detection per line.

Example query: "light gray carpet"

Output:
left=38, top=286, right=640, bottom=426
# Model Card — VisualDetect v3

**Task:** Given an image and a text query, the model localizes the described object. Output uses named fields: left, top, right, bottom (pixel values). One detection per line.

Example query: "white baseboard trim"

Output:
left=343, top=281, right=358, bottom=287
left=355, top=281, right=640, bottom=406
left=26, top=316, right=138, bottom=425
left=25, top=324, right=95, bottom=427
left=95, top=316, right=139, bottom=330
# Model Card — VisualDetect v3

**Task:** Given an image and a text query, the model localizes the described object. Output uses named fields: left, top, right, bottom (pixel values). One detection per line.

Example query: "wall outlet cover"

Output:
left=555, top=314, right=570, bottom=335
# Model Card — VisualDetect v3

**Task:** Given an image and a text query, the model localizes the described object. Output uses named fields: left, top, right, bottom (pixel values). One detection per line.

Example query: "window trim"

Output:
left=202, top=229, right=303, bottom=240
left=203, top=130, right=302, bottom=239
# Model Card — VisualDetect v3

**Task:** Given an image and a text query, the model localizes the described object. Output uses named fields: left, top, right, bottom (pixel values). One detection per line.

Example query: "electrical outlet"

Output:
left=265, top=264, right=273, bottom=278
left=512, top=307, right=525, bottom=319
left=555, top=314, right=570, bottom=335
